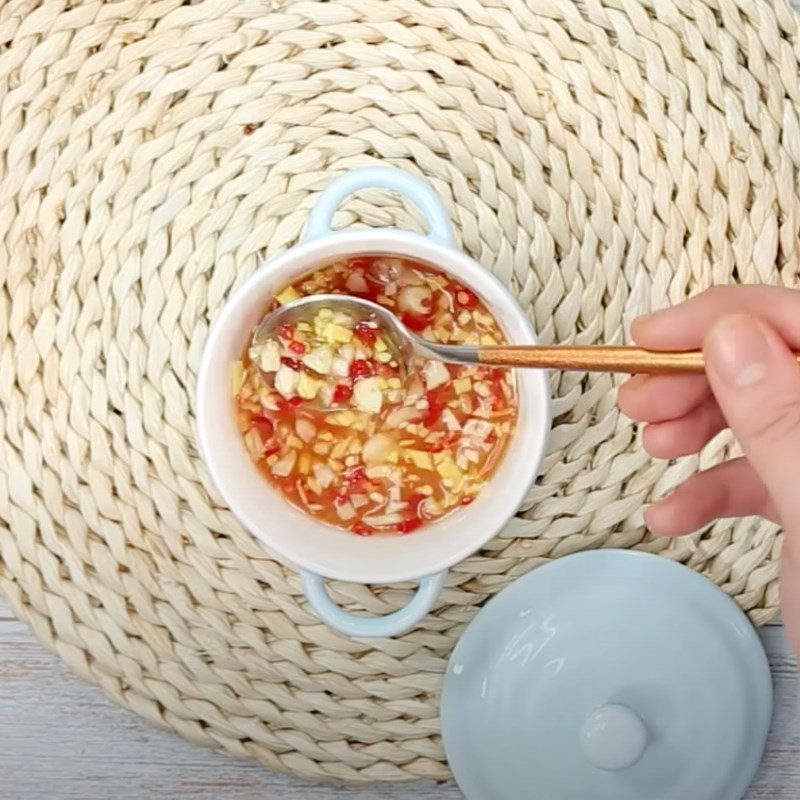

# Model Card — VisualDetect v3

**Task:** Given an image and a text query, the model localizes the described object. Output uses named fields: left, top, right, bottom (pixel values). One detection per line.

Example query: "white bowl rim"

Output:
left=196, top=229, right=551, bottom=584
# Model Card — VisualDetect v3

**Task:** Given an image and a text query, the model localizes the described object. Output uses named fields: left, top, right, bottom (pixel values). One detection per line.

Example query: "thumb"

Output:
left=703, top=314, right=800, bottom=529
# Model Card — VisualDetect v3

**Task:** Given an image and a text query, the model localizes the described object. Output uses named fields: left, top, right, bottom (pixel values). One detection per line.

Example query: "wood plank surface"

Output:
left=0, top=600, right=796, bottom=799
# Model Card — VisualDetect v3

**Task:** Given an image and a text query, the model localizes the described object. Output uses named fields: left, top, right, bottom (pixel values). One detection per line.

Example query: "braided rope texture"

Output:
left=1, top=0, right=797, bottom=782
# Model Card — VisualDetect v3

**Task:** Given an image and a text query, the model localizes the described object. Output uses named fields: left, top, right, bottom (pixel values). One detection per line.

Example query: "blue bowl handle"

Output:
left=304, top=167, right=456, bottom=247
left=301, top=570, right=448, bottom=638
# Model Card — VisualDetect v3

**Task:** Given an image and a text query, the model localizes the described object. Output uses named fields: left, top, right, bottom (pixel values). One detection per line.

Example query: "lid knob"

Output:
left=580, top=704, right=648, bottom=771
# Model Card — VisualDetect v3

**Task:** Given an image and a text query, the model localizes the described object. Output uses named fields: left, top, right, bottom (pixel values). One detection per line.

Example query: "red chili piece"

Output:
left=349, top=359, right=373, bottom=379
left=281, top=356, right=303, bottom=370
left=262, top=442, right=281, bottom=457
left=399, top=312, right=429, bottom=333
left=279, top=324, right=295, bottom=340
left=489, top=380, right=505, bottom=411
left=288, top=340, right=307, bottom=354
left=460, top=494, right=475, bottom=506
left=351, top=523, right=372, bottom=536
left=408, top=493, right=427, bottom=515
left=277, top=396, right=303, bottom=410
left=480, top=367, right=505, bottom=382
left=396, top=517, right=423, bottom=534
left=423, top=389, right=445, bottom=426
left=354, top=322, right=377, bottom=346
left=420, top=439, right=445, bottom=453
left=395, top=494, right=427, bottom=534
left=251, top=416, right=274, bottom=438
left=331, top=383, right=353, bottom=403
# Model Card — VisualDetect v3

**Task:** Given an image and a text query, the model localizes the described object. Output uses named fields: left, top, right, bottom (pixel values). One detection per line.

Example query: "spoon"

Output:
left=252, top=294, right=800, bottom=375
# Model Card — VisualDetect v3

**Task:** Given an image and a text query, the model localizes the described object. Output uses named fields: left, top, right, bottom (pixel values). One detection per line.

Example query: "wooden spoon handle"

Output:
left=478, top=346, right=725, bottom=374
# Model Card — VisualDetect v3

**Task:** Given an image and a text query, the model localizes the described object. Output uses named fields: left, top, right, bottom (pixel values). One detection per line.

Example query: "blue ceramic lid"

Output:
left=441, top=550, right=772, bottom=800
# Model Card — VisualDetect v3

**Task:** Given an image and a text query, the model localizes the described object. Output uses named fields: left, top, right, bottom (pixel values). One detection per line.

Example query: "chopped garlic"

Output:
left=365, top=465, right=394, bottom=480
left=251, top=339, right=280, bottom=373
left=404, top=449, right=434, bottom=470
left=345, top=272, right=369, bottom=293
left=323, top=323, right=353, bottom=344
left=271, top=450, right=297, bottom=477
left=295, top=417, right=316, bottom=442
left=354, top=377, right=382, bottom=413
left=243, top=428, right=263, bottom=457
left=441, top=408, right=462, bottom=431
left=333, top=311, right=353, bottom=326
left=363, top=512, right=404, bottom=527
left=328, top=410, right=355, bottom=427
left=312, top=463, right=336, bottom=489
left=398, top=285, right=432, bottom=315
left=302, top=345, right=333, bottom=374
left=336, top=502, right=356, bottom=521
left=474, top=381, right=491, bottom=398
left=363, top=433, right=396, bottom=466
left=274, top=364, right=299, bottom=398
left=453, top=377, right=472, bottom=394
left=330, top=438, right=351, bottom=460
left=463, top=419, right=493, bottom=441
left=276, top=286, right=300, bottom=305
left=423, top=360, right=450, bottom=390
left=230, top=361, right=245, bottom=395
left=436, top=458, right=462, bottom=482
left=297, top=372, right=322, bottom=400
left=331, top=357, right=350, bottom=377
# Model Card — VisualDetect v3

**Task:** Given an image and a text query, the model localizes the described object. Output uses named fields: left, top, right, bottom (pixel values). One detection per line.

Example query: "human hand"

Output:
left=617, top=286, right=800, bottom=658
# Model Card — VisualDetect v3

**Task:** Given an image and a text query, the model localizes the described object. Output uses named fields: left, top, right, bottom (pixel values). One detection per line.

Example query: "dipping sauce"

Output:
left=232, top=256, right=518, bottom=535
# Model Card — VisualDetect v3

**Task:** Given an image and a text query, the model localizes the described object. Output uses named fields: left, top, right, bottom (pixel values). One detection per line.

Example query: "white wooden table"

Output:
left=0, top=599, right=797, bottom=799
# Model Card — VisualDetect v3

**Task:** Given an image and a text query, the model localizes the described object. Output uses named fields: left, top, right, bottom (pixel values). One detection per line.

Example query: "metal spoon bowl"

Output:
left=251, top=294, right=480, bottom=371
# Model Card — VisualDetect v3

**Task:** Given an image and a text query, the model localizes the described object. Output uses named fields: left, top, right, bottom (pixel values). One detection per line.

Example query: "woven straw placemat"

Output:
left=1, top=0, right=796, bottom=782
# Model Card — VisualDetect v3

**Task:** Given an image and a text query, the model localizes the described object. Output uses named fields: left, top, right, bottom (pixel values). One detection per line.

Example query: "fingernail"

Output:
left=643, top=501, right=674, bottom=536
left=705, top=315, right=769, bottom=388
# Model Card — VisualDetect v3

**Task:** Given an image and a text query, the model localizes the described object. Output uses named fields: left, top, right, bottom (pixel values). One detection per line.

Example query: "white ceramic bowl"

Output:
left=196, top=168, right=551, bottom=637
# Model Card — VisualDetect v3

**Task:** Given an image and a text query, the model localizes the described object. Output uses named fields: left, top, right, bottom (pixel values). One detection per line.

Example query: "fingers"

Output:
left=618, top=374, right=721, bottom=458
left=632, top=285, right=800, bottom=351
left=618, top=374, right=710, bottom=422
left=703, top=314, right=800, bottom=531
left=644, top=458, right=777, bottom=536
left=642, top=397, right=726, bottom=458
